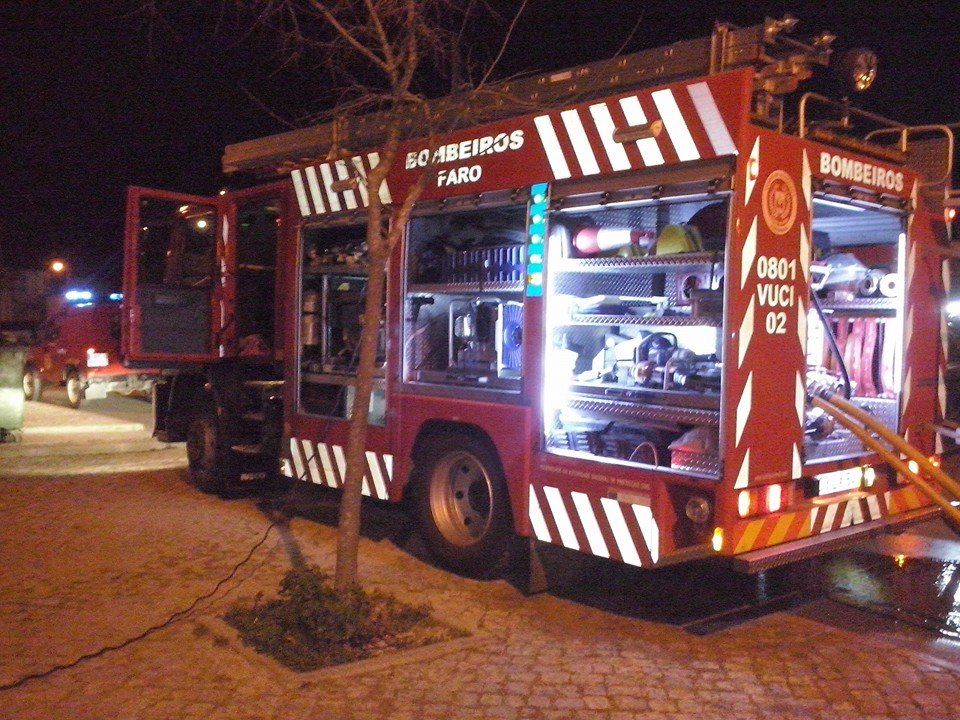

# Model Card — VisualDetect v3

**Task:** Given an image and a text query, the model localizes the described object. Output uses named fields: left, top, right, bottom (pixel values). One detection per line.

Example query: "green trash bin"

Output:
left=0, top=344, right=26, bottom=441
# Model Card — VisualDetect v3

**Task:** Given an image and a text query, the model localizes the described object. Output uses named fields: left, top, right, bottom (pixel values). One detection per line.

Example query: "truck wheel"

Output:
left=186, top=414, right=233, bottom=494
left=22, top=366, right=42, bottom=401
left=65, top=370, right=84, bottom=409
left=413, top=432, right=513, bottom=577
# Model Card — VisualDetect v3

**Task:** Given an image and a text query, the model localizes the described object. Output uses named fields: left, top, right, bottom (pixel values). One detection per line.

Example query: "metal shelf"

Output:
left=408, top=281, right=523, bottom=294
left=820, top=296, right=897, bottom=313
left=564, top=313, right=722, bottom=327
left=566, top=394, right=720, bottom=427
left=554, top=252, right=722, bottom=274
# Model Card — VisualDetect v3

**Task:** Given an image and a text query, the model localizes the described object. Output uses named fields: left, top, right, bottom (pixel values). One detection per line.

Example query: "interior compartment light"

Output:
left=863, top=466, right=877, bottom=487
left=928, top=455, right=941, bottom=468
left=907, top=459, right=920, bottom=475
left=711, top=527, right=724, bottom=553
left=766, top=484, right=782, bottom=513
left=737, top=490, right=752, bottom=518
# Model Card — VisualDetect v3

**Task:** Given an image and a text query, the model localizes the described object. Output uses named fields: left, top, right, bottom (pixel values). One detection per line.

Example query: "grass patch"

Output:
left=223, top=566, right=467, bottom=671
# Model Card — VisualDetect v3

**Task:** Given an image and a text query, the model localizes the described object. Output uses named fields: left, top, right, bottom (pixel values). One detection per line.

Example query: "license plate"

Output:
left=813, top=467, right=863, bottom=496
left=86, top=352, right=109, bottom=367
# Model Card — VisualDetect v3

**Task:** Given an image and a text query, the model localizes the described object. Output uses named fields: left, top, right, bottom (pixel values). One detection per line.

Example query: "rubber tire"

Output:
left=413, top=432, right=514, bottom=577
left=22, top=366, right=42, bottom=402
left=186, top=414, right=234, bottom=494
left=65, top=370, right=84, bottom=409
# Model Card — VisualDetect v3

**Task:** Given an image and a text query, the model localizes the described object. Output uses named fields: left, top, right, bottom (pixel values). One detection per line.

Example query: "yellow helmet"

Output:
left=655, top=224, right=700, bottom=255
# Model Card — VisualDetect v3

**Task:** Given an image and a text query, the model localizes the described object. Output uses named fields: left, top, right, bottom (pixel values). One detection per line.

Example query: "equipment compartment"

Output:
left=543, top=194, right=730, bottom=477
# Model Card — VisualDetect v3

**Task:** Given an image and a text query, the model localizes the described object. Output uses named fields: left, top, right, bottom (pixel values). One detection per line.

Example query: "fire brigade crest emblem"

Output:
left=761, top=170, right=797, bottom=236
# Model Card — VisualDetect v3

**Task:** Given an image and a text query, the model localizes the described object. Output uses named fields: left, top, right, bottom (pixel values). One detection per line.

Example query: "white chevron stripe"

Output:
left=902, top=368, right=912, bottom=413
left=304, top=166, right=326, bottom=214
left=795, top=372, right=805, bottom=426
left=792, top=443, right=802, bottom=479
left=738, top=296, right=755, bottom=367
left=280, top=458, right=293, bottom=478
left=528, top=486, right=552, bottom=542
left=290, top=437, right=305, bottom=480
left=334, top=160, right=359, bottom=209
left=745, top=137, right=760, bottom=205
left=383, top=453, right=393, bottom=480
left=533, top=115, right=572, bottom=180
left=600, top=497, right=642, bottom=567
left=736, top=372, right=753, bottom=447
left=799, top=224, right=810, bottom=280
left=571, top=492, right=609, bottom=558
left=734, top=449, right=750, bottom=489
left=651, top=89, right=699, bottom=161
left=686, top=82, right=735, bottom=155
left=290, top=169, right=311, bottom=217
left=809, top=506, right=819, bottom=532
left=318, top=163, right=342, bottom=212
left=867, top=495, right=881, bottom=520
left=741, top=216, right=758, bottom=289
left=904, top=306, right=915, bottom=351
left=588, top=102, right=631, bottom=171
left=821, top=503, right=838, bottom=533
left=350, top=156, right=370, bottom=206
left=317, top=443, right=337, bottom=488
left=366, top=153, right=393, bottom=204
left=560, top=109, right=600, bottom=175
left=331, top=443, right=347, bottom=482
left=366, top=450, right=388, bottom=499
left=632, top=504, right=659, bottom=564
left=302, top=439, right=321, bottom=484
left=543, top=486, right=579, bottom=550
left=840, top=501, right=854, bottom=528
left=797, top=297, right=807, bottom=351
left=801, top=150, right=812, bottom=209
left=618, top=96, right=664, bottom=166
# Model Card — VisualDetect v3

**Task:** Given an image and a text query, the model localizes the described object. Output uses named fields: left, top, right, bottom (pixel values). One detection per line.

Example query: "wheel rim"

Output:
left=23, top=372, right=34, bottom=398
left=66, top=376, right=82, bottom=405
left=428, top=450, right=494, bottom=547
left=186, top=422, right=214, bottom=471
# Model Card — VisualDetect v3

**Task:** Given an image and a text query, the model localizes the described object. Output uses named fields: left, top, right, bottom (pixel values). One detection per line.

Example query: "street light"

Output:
left=49, top=259, right=66, bottom=274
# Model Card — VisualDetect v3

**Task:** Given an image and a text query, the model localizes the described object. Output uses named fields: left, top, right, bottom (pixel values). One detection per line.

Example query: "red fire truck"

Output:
left=122, top=17, right=959, bottom=574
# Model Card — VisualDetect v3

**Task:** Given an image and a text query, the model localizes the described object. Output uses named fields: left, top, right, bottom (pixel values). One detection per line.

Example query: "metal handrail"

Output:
left=865, top=124, right=955, bottom=188
left=798, top=91, right=905, bottom=142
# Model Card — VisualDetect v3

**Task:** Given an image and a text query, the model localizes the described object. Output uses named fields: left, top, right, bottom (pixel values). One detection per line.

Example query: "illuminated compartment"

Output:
left=403, top=205, right=527, bottom=391
left=804, top=196, right=905, bottom=462
left=543, top=194, right=729, bottom=478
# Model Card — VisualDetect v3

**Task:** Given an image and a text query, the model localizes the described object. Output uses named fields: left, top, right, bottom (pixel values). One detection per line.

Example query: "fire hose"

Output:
left=809, top=389, right=960, bottom=532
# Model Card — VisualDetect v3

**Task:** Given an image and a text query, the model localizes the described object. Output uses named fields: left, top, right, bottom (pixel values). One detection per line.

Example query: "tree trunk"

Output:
left=334, top=244, right=389, bottom=592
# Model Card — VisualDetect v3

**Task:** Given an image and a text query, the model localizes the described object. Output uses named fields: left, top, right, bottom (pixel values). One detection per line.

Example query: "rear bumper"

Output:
left=731, top=505, right=940, bottom=573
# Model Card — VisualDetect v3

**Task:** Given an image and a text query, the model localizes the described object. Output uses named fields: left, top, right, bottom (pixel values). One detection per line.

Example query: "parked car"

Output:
left=22, top=299, right=156, bottom=408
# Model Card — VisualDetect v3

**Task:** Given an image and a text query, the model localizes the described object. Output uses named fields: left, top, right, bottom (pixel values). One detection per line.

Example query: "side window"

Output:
left=300, top=225, right=386, bottom=424
left=137, top=199, right=217, bottom=289
left=403, top=205, right=527, bottom=391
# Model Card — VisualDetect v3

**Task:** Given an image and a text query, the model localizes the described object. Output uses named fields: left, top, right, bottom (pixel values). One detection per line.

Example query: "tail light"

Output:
left=737, top=484, right=787, bottom=518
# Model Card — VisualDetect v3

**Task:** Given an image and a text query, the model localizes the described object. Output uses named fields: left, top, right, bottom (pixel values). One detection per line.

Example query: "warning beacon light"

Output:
left=64, top=289, right=93, bottom=303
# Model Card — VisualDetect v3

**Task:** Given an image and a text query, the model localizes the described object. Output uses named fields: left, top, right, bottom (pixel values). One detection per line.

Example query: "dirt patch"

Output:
left=223, top=566, right=467, bottom=671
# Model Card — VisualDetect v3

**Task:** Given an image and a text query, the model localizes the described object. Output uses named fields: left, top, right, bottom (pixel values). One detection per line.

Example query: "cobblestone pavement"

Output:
left=1, top=465, right=958, bottom=720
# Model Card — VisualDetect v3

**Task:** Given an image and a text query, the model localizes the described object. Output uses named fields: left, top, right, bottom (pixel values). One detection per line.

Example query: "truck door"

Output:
left=123, top=187, right=226, bottom=363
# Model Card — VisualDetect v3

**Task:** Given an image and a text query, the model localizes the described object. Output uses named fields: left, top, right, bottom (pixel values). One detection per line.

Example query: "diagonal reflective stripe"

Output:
left=571, top=491, right=609, bottom=558
left=366, top=451, right=388, bottom=499
left=738, top=296, right=755, bottom=367
left=631, top=503, right=659, bottom=564
left=350, top=156, right=370, bottom=206
left=533, top=115, right=572, bottom=179
left=290, top=170, right=311, bottom=217
left=317, top=443, right=337, bottom=488
left=290, top=437, right=305, bottom=480
left=543, top=486, right=579, bottom=550
left=301, top=439, right=321, bottom=484
left=332, top=444, right=347, bottom=483
left=821, top=502, right=839, bottom=533
left=280, top=458, right=293, bottom=478
left=560, top=109, right=600, bottom=175
left=382, top=453, right=393, bottom=480
left=651, top=89, right=700, bottom=161
left=588, top=103, right=630, bottom=171
left=600, top=498, right=641, bottom=566
left=335, top=160, right=359, bottom=209
left=736, top=372, right=753, bottom=447
left=527, top=486, right=552, bottom=542
left=366, top=153, right=393, bottom=204
left=686, top=82, right=736, bottom=155
left=618, top=96, right=664, bottom=166
left=304, top=166, right=326, bottom=214
left=318, top=163, right=342, bottom=212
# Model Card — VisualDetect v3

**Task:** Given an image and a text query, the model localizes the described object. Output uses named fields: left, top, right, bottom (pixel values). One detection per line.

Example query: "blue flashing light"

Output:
left=64, top=289, right=93, bottom=302
left=109, top=292, right=123, bottom=301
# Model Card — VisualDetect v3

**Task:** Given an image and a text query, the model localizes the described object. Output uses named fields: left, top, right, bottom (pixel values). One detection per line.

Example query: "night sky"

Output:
left=2, top=1, right=959, bottom=291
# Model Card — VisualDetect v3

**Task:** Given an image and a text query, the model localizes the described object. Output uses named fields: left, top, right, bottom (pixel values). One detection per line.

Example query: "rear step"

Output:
left=232, top=443, right=264, bottom=456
